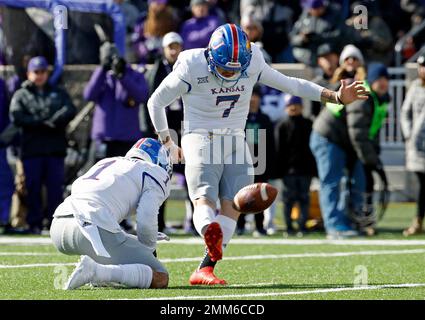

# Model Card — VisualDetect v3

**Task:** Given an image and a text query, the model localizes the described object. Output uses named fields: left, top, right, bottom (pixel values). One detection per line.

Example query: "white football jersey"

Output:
left=54, top=157, right=170, bottom=234
left=173, top=45, right=262, bottom=133
left=148, top=42, right=324, bottom=136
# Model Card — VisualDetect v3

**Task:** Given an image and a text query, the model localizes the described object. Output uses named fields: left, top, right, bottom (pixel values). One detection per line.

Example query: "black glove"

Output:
left=111, top=56, right=127, bottom=79
left=99, top=42, right=119, bottom=71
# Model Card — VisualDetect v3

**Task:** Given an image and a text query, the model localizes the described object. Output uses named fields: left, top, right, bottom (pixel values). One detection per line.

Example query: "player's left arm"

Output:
left=258, top=63, right=369, bottom=105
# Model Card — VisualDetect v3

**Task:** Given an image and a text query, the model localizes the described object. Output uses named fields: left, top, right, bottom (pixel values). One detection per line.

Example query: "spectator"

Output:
left=311, top=43, right=340, bottom=117
left=240, top=14, right=271, bottom=63
left=290, top=0, right=345, bottom=66
left=310, top=78, right=378, bottom=239
left=207, top=0, right=227, bottom=22
left=180, top=0, right=222, bottom=50
left=84, top=42, right=148, bottom=233
left=85, top=42, right=149, bottom=160
left=131, top=0, right=178, bottom=64
left=401, top=53, right=425, bottom=236
left=276, top=96, right=316, bottom=235
left=355, top=63, right=390, bottom=234
left=241, top=0, right=296, bottom=63
left=0, top=76, right=13, bottom=233
left=331, top=44, right=366, bottom=84
left=9, top=56, right=76, bottom=234
left=237, top=85, right=275, bottom=236
left=346, top=1, right=393, bottom=65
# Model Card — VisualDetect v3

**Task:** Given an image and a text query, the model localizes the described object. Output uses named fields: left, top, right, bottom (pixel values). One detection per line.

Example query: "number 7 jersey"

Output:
left=174, top=46, right=261, bottom=134
left=148, top=42, right=324, bottom=135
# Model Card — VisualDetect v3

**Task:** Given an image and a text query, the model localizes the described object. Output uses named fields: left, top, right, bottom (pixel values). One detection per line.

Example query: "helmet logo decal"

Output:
left=211, top=40, right=225, bottom=50
left=134, top=138, right=146, bottom=148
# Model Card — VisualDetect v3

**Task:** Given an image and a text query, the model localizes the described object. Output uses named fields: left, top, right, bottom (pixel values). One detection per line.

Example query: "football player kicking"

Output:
left=148, top=23, right=368, bottom=285
left=50, top=138, right=172, bottom=290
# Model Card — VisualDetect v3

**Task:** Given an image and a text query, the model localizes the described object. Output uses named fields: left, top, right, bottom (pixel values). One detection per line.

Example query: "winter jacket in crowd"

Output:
left=9, top=80, right=76, bottom=159
left=312, top=93, right=386, bottom=168
left=275, top=115, right=317, bottom=177
left=180, top=15, right=222, bottom=50
left=401, top=78, right=425, bottom=173
left=84, top=66, right=148, bottom=143
left=245, top=109, right=276, bottom=181
left=290, top=2, right=346, bottom=66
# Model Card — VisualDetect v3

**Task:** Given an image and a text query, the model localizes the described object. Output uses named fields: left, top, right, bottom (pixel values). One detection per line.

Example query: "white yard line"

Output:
left=160, top=248, right=425, bottom=263
left=0, top=262, right=76, bottom=269
left=2, top=236, right=425, bottom=246
left=141, top=283, right=425, bottom=300
left=164, top=238, right=425, bottom=246
left=0, top=252, right=57, bottom=256
left=1, top=248, right=425, bottom=269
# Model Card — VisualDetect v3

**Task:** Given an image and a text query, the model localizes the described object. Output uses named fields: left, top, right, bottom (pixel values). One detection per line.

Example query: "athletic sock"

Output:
left=214, top=214, right=237, bottom=245
left=198, top=247, right=217, bottom=270
left=93, top=263, right=153, bottom=288
left=193, top=205, right=216, bottom=236
left=197, top=215, right=236, bottom=271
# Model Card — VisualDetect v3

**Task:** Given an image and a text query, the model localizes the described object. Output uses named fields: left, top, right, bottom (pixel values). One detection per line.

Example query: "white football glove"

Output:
left=157, top=232, right=170, bottom=241
left=164, top=140, right=184, bottom=164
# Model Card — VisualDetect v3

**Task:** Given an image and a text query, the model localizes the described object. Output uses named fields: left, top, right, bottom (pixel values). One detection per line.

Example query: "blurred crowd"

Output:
left=113, top=0, right=424, bottom=66
left=0, top=0, right=425, bottom=239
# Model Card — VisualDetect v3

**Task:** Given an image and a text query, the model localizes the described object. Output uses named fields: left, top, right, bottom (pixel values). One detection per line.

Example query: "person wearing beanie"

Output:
left=331, top=44, right=367, bottom=84
left=9, top=56, right=77, bottom=234
left=339, top=44, right=364, bottom=67
left=311, top=62, right=389, bottom=238
left=312, top=43, right=340, bottom=117
left=276, top=95, right=317, bottom=235
left=401, top=53, right=425, bottom=236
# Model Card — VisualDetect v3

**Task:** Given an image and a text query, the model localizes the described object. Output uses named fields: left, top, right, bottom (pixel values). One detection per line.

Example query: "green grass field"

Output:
left=1, top=202, right=425, bottom=300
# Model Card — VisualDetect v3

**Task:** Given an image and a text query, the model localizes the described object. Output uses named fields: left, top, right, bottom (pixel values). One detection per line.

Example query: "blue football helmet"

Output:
left=207, top=24, right=252, bottom=85
left=126, top=138, right=172, bottom=178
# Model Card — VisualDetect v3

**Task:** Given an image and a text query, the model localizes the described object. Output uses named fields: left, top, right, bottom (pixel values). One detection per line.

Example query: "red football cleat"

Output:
left=204, top=222, right=223, bottom=262
left=189, top=267, right=227, bottom=285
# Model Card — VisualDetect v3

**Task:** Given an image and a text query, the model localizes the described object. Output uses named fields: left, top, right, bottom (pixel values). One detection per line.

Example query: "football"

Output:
left=232, top=182, right=278, bottom=214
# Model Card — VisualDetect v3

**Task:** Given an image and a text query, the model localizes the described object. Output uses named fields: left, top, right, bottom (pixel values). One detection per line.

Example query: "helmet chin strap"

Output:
left=211, top=68, right=241, bottom=88
left=212, top=74, right=240, bottom=88
left=207, top=52, right=243, bottom=88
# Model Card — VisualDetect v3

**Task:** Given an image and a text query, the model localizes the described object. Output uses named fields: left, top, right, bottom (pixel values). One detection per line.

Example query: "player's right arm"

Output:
left=135, top=172, right=169, bottom=252
left=147, top=56, right=191, bottom=162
